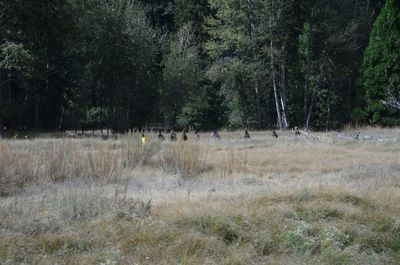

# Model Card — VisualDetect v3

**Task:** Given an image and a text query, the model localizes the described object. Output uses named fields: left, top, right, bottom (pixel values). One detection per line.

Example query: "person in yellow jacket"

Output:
left=141, top=133, right=147, bottom=145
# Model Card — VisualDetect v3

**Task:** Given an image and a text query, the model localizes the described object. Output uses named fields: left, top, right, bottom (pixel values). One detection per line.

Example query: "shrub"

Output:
left=282, top=221, right=318, bottom=254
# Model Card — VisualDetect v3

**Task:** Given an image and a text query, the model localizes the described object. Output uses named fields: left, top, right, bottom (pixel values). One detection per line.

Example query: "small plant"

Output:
left=112, top=186, right=151, bottom=220
left=51, top=186, right=111, bottom=221
left=320, top=226, right=351, bottom=251
left=282, top=221, right=318, bottom=254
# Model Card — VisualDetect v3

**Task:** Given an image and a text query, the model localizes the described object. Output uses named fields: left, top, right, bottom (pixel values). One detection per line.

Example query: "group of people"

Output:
left=140, top=127, right=303, bottom=144
left=141, top=130, right=221, bottom=144
left=141, top=130, right=200, bottom=144
left=245, top=130, right=279, bottom=139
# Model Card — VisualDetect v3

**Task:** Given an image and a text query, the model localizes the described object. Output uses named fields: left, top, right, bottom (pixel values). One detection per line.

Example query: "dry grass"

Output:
left=157, top=141, right=206, bottom=179
left=1, top=128, right=400, bottom=264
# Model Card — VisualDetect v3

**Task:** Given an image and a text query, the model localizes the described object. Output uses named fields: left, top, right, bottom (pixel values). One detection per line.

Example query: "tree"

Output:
left=205, top=0, right=302, bottom=129
left=0, top=0, right=391, bottom=132
left=71, top=0, right=159, bottom=131
left=161, top=24, right=202, bottom=128
left=298, top=0, right=375, bottom=130
left=0, top=0, right=78, bottom=130
left=357, top=0, right=400, bottom=125
left=171, top=0, right=210, bottom=31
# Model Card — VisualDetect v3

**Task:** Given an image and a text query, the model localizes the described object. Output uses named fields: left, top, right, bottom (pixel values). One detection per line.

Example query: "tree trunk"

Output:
left=271, top=40, right=283, bottom=129
left=325, top=102, right=331, bottom=132
left=35, top=97, right=40, bottom=129
left=254, top=80, right=262, bottom=129
left=280, top=62, right=288, bottom=128
left=304, top=73, right=316, bottom=130
left=325, top=91, right=332, bottom=132
left=0, top=116, right=3, bottom=138
left=58, top=106, right=65, bottom=132
left=303, top=66, right=310, bottom=127
left=305, top=92, right=315, bottom=129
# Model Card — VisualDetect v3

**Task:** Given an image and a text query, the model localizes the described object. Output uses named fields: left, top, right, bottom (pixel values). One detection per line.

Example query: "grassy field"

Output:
left=1, top=128, right=400, bottom=265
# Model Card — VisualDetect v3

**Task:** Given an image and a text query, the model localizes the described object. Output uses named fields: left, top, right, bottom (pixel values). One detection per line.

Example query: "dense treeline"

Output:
left=0, top=0, right=398, bottom=133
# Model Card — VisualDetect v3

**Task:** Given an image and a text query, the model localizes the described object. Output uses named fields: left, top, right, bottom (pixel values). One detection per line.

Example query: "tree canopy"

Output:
left=356, top=0, right=400, bottom=125
left=1, top=0, right=396, bottom=133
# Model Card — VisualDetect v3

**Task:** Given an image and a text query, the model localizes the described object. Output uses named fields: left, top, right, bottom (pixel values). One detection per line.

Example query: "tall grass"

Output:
left=1, top=129, right=400, bottom=264
left=0, top=140, right=123, bottom=196
left=121, top=133, right=161, bottom=168
left=0, top=142, right=35, bottom=196
left=0, top=137, right=208, bottom=197
left=158, top=141, right=206, bottom=179
left=219, top=148, right=248, bottom=177
left=0, top=184, right=152, bottom=235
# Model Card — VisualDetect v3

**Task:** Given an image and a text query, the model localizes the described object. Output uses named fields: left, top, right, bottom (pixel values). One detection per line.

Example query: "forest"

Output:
left=0, top=0, right=399, bottom=133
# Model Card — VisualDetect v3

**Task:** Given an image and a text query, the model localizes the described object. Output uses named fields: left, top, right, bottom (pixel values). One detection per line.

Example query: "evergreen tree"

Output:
left=356, top=0, right=400, bottom=125
left=0, top=0, right=391, bottom=132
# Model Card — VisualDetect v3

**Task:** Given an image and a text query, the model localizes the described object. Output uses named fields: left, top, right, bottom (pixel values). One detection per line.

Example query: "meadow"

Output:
left=0, top=128, right=400, bottom=265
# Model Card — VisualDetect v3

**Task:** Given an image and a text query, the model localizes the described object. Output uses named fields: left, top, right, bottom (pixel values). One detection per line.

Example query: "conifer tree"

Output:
left=357, top=0, right=400, bottom=125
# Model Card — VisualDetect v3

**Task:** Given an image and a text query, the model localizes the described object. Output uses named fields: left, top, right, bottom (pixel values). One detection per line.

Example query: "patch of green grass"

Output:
left=176, top=215, right=240, bottom=245
left=321, top=249, right=352, bottom=265
left=36, top=235, right=93, bottom=255
left=281, top=221, right=319, bottom=254
left=294, top=206, right=343, bottom=222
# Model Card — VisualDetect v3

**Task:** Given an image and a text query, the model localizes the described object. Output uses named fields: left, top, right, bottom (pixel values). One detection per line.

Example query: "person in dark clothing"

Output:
left=244, top=130, right=251, bottom=139
left=182, top=131, right=188, bottom=141
left=272, top=130, right=278, bottom=138
left=170, top=131, right=177, bottom=141
left=157, top=130, right=165, bottom=141
left=292, top=127, right=301, bottom=136
left=194, top=130, right=200, bottom=141
left=212, top=131, right=221, bottom=140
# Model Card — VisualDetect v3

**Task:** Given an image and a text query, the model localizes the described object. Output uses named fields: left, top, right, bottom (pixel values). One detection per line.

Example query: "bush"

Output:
left=282, top=221, right=318, bottom=254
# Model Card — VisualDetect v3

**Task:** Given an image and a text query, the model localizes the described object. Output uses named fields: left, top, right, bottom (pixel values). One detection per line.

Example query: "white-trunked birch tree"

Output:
left=205, top=0, right=298, bottom=129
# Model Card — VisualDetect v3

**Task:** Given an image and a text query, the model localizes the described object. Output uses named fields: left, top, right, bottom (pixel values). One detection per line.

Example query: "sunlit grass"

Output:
left=0, top=128, right=400, bottom=264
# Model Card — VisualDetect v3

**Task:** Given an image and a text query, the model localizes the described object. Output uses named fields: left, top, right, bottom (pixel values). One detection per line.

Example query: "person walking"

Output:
left=141, top=133, right=147, bottom=145
left=244, top=130, right=251, bottom=139
left=170, top=131, right=177, bottom=142
left=182, top=131, right=188, bottom=141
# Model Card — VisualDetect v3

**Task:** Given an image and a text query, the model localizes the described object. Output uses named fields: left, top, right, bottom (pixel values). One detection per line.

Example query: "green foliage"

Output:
left=177, top=92, right=209, bottom=129
left=282, top=221, right=318, bottom=254
left=299, top=0, right=374, bottom=129
left=357, top=0, right=400, bottom=125
left=0, top=0, right=393, bottom=131
left=177, top=215, right=239, bottom=244
left=205, top=0, right=272, bottom=129
left=171, top=0, right=209, bottom=31
left=85, top=107, right=109, bottom=128
left=0, top=0, right=159, bottom=132
left=282, top=222, right=351, bottom=256
left=161, top=24, right=203, bottom=128
left=0, top=42, right=33, bottom=75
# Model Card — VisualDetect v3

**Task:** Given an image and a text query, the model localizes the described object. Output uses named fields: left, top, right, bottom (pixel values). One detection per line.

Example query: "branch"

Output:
left=381, top=84, right=400, bottom=110
left=382, top=98, right=400, bottom=110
